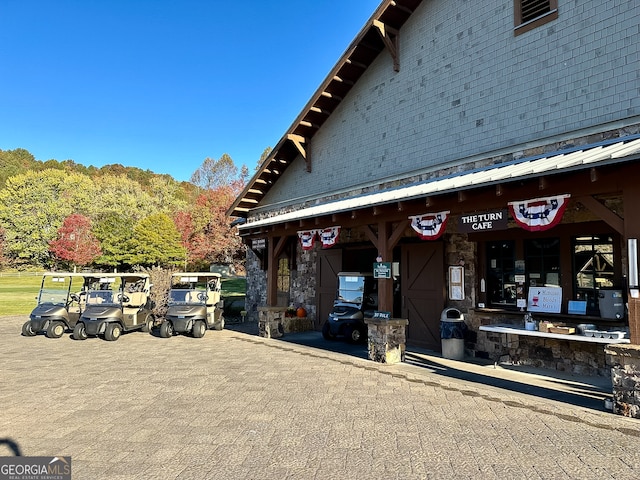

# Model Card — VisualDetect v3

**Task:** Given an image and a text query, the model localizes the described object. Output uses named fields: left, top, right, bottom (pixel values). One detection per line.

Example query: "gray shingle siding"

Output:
left=259, top=0, right=639, bottom=210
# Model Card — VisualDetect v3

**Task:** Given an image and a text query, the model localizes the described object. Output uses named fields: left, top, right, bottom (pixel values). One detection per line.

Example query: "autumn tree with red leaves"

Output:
left=175, top=186, right=244, bottom=270
left=49, top=213, right=102, bottom=269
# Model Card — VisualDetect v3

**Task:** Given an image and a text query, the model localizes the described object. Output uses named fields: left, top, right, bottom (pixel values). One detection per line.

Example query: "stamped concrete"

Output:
left=1, top=315, right=639, bottom=479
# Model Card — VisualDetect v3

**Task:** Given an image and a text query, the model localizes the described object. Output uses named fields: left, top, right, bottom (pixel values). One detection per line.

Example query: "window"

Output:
left=514, top=0, right=558, bottom=35
left=487, top=241, right=516, bottom=307
left=573, top=235, right=615, bottom=315
left=525, top=238, right=561, bottom=288
left=276, top=257, right=290, bottom=307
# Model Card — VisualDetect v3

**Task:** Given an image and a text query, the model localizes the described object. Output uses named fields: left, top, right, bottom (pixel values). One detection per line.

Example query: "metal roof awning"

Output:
left=239, top=136, right=640, bottom=230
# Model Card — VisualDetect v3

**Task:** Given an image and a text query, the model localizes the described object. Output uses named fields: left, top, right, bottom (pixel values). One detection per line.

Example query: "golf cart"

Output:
left=159, top=272, right=224, bottom=338
left=72, top=273, right=154, bottom=341
left=322, top=272, right=377, bottom=343
left=22, top=272, right=92, bottom=338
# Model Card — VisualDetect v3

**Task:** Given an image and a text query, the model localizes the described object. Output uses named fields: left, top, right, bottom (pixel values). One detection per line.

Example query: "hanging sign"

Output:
left=458, top=209, right=509, bottom=233
left=409, top=211, right=450, bottom=240
left=297, top=230, right=318, bottom=251
left=251, top=238, right=266, bottom=250
left=319, top=226, right=341, bottom=248
left=508, top=194, right=570, bottom=232
left=373, top=262, right=392, bottom=279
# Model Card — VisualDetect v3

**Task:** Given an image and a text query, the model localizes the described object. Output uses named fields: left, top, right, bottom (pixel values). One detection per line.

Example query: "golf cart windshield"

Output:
left=85, top=277, right=121, bottom=306
left=337, top=276, right=366, bottom=305
left=37, top=276, right=72, bottom=306
left=168, top=275, right=216, bottom=305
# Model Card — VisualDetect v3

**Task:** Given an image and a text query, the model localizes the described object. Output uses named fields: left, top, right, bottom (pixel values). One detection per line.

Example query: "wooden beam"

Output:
left=538, top=176, right=547, bottom=190
left=287, top=134, right=311, bottom=172
left=363, top=225, right=379, bottom=251
left=373, top=19, right=400, bottom=72
left=390, top=1, right=414, bottom=15
left=576, top=195, right=624, bottom=234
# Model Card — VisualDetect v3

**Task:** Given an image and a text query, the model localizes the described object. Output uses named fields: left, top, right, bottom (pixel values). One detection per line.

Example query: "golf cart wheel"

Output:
left=141, top=315, right=154, bottom=333
left=322, top=321, right=336, bottom=340
left=213, top=316, right=224, bottom=330
left=47, top=321, right=65, bottom=339
left=22, top=321, right=37, bottom=337
left=345, top=325, right=365, bottom=344
left=193, top=320, right=206, bottom=338
left=104, top=323, right=122, bottom=341
left=73, top=322, right=87, bottom=340
left=159, top=321, right=173, bottom=338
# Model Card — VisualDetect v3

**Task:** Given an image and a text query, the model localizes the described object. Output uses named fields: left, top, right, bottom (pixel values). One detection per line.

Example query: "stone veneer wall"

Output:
left=290, top=247, right=318, bottom=323
left=244, top=249, right=267, bottom=323
left=605, top=344, right=640, bottom=418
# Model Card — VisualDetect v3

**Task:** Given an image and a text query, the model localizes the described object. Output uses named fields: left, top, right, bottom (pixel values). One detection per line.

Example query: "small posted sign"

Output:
left=372, top=311, right=391, bottom=319
left=373, top=262, right=392, bottom=279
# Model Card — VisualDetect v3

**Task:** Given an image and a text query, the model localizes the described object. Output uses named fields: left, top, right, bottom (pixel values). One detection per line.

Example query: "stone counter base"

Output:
left=258, top=306, right=314, bottom=338
left=605, top=343, right=640, bottom=418
left=365, top=318, right=408, bottom=364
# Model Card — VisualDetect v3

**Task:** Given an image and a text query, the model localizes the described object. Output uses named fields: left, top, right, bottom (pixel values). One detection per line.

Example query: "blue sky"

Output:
left=0, top=0, right=381, bottom=182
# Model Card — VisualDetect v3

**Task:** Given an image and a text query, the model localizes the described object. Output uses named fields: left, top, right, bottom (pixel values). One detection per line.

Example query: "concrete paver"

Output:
left=1, top=315, right=639, bottom=479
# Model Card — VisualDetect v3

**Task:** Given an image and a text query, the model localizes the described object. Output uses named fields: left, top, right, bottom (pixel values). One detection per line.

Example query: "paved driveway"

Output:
left=1, top=315, right=639, bottom=479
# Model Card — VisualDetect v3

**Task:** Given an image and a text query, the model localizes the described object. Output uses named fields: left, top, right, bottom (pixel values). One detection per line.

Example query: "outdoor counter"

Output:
left=479, top=324, right=630, bottom=344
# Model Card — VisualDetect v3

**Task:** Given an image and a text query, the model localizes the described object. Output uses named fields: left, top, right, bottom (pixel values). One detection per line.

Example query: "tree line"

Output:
left=0, top=148, right=249, bottom=272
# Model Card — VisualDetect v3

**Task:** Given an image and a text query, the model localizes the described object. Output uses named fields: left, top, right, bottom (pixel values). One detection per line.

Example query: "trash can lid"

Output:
left=441, top=308, right=464, bottom=321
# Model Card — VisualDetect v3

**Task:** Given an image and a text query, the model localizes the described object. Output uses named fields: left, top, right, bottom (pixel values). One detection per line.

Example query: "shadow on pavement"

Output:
left=226, top=323, right=612, bottom=412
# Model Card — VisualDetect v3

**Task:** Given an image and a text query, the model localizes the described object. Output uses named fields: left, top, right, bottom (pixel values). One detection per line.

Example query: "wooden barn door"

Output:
left=316, top=249, right=342, bottom=331
left=401, top=242, right=445, bottom=350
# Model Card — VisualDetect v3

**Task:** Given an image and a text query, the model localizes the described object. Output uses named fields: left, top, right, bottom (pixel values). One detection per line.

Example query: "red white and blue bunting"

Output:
left=297, top=230, right=318, bottom=251
left=409, top=211, right=450, bottom=240
left=297, top=226, right=341, bottom=250
left=508, top=194, right=571, bottom=232
left=319, top=226, right=341, bottom=248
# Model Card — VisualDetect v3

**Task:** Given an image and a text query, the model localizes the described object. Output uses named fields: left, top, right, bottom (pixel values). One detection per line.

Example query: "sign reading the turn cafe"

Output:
left=457, top=209, right=509, bottom=233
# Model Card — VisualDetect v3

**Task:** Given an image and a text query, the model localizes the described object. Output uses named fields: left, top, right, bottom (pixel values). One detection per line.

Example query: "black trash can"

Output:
left=440, top=308, right=466, bottom=360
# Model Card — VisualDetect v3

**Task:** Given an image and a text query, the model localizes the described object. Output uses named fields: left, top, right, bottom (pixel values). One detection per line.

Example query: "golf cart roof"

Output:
left=42, top=272, right=96, bottom=277
left=84, top=273, right=150, bottom=279
left=171, top=272, right=222, bottom=279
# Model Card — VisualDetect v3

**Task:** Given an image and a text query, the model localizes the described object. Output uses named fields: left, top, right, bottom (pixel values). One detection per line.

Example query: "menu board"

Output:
left=527, top=286, right=562, bottom=313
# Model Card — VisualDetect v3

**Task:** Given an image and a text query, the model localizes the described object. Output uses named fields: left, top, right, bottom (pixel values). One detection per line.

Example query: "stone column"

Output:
left=258, top=306, right=286, bottom=338
left=364, top=318, right=409, bottom=364
left=605, top=344, right=640, bottom=418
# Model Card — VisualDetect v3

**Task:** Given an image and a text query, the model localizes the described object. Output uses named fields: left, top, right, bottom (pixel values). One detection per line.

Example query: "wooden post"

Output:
left=266, top=235, right=289, bottom=307
left=623, top=180, right=640, bottom=344
left=365, top=220, right=409, bottom=313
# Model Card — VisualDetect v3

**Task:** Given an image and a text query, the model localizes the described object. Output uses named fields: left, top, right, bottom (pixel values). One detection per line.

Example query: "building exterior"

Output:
left=229, top=0, right=640, bottom=376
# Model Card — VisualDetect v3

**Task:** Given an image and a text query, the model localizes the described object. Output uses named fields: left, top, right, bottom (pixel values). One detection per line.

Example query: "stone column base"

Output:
left=364, top=318, right=409, bottom=364
left=605, top=343, right=640, bottom=418
left=258, top=306, right=286, bottom=338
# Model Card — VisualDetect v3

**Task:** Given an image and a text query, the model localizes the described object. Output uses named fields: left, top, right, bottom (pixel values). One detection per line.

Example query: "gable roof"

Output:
left=228, top=0, right=424, bottom=218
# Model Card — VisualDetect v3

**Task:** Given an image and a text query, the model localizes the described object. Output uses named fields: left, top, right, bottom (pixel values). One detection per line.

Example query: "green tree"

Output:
left=129, top=213, right=186, bottom=267
left=90, top=174, right=157, bottom=222
left=148, top=176, right=189, bottom=214
left=91, top=212, right=136, bottom=269
left=0, top=169, right=95, bottom=267
left=0, top=148, right=37, bottom=188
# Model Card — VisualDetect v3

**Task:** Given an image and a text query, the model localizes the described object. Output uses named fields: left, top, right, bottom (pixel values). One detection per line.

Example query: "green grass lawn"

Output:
left=0, top=274, right=247, bottom=316
left=0, top=275, right=42, bottom=316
